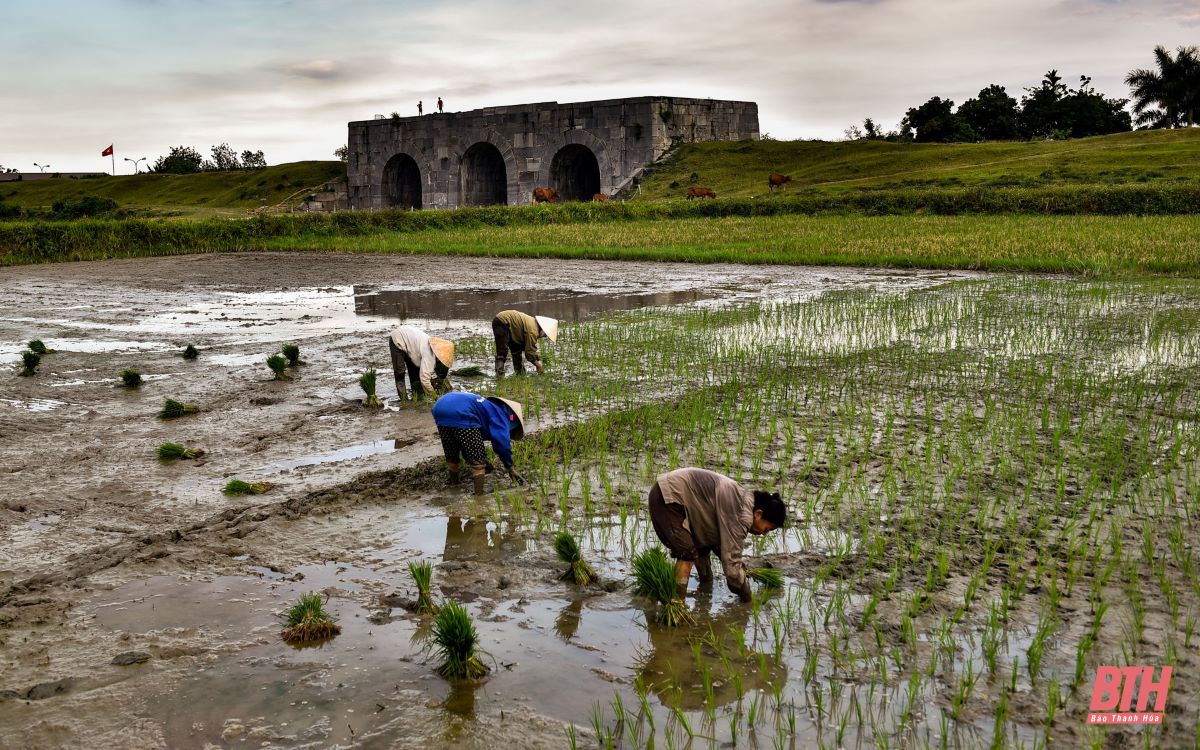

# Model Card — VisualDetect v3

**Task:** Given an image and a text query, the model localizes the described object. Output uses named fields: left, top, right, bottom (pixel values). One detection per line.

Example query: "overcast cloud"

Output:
left=1, top=0, right=1195, bottom=171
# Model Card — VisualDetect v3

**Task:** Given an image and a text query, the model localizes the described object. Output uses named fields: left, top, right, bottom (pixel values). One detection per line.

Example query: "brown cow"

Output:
left=592, top=193, right=609, bottom=202
left=686, top=186, right=716, bottom=200
left=768, top=173, right=792, bottom=191
left=532, top=187, right=560, bottom=204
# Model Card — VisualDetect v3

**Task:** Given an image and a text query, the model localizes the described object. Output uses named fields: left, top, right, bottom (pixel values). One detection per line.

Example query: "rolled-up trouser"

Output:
left=492, top=317, right=539, bottom=375
left=648, top=482, right=714, bottom=563
left=390, top=338, right=426, bottom=397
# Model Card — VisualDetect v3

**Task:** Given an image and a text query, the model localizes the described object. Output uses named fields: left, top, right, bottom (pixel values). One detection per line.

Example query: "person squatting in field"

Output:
left=432, top=392, right=526, bottom=495
left=389, top=325, right=455, bottom=400
left=492, top=310, right=558, bottom=377
left=648, top=467, right=786, bottom=602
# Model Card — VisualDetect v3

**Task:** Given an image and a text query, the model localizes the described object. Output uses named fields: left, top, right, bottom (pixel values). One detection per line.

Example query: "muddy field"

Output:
left=0, top=253, right=990, bottom=748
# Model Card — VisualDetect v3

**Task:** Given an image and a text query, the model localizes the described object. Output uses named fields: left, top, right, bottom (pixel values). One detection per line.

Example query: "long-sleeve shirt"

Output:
left=431, top=392, right=517, bottom=467
left=496, top=310, right=541, bottom=361
left=390, top=325, right=441, bottom=393
left=655, top=468, right=754, bottom=596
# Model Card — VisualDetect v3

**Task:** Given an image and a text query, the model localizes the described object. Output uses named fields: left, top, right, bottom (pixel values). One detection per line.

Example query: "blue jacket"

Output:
left=431, top=392, right=516, bottom=467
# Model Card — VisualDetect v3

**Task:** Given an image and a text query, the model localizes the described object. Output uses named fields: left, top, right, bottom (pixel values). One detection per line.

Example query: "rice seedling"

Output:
left=280, top=591, right=341, bottom=644
left=222, top=479, right=272, bottom=496
left=18, top=350, right=39, bottom=376
left=26, top=339, right=53, bottom=355
left=632, top=546, right=694, bottom=627
left=359, top=369, right=382, bottom=408
left=554, top=531, right=597, bottom=585
left=408, top=560, right=437, bottom=614
left=282, top=343, right=302, bottom=366
left=120, top=369, right=142, bottom=388
left=182, top=344, right=199, bottom=359
left=451, top=365, right=486, bottom=377
left=159, top=398, right=199, bottom=419
left=156, top=442, right=205, bottom=460
left=431, top=599, right=490, bottom=680
left=267, top=353, right=290, bottom=380
left=748, top=567, right=783, bottom=591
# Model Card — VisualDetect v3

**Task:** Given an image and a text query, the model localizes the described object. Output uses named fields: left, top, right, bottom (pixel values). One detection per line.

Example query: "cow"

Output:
left=686, top=186, right=717, bottom=200
left=768, top=173, right=792, bottom=191
left=533, top=187, right=560, bottom=204
left=592, top=193, right=609, bottom=203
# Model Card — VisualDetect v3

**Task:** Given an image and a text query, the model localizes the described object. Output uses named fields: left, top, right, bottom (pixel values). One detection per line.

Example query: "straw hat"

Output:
left=486, top=396, right=525, bottom=439
left=534, top=315, right=559, bottom=342
left=428, top=337, right=455, bottom=368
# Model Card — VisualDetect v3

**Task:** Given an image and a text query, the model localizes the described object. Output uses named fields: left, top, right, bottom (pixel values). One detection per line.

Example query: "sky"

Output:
left=1, top=0, right=1196, bottom=172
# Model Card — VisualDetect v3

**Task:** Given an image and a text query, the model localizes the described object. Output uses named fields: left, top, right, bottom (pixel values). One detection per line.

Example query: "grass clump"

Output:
left=266, top=353, right=290, bottom=380
left=222, top=479, right=272, bottom=496
left=156, top=442, right=205, bottom=460
left=432, top=600, right=490, bottom=680
left=280, top=592, right=341, bottom=644
left=159, top=398, right=199, bottom=419
left=182, top=344, right=199, bottom=360
left=451, top=365, right=486, bottom=377
left=632, top=546, right=694, bottom=627
left=19, top=350, right=40, bottom=376
left=121, top=369, right=143, bottom=388
left=748, top=566, right=784, bottom=591
left=409, top=560, right=437, bottom=614
left=360, top=368, right=383, bottom=407
left=554, top=531, right=597, bottom=585
left=26, top=339, right=53, bottom=355
left=282, top=343, right=301, bottom=366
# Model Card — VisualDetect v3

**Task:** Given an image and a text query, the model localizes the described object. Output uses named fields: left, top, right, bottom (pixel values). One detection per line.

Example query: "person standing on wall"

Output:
left=417, top=100, right=423, bottom=116
left=432, top=392, right=526, bottom=495
left=492, top=310, right=558, bottom=377
left=437, top=97, right=444, bottom=113
left=389, top=324, right=454, bottom=400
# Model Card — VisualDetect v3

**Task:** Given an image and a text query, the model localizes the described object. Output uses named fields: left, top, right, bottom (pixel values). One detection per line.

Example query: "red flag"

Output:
left=101, top=145, right=113, bottom=157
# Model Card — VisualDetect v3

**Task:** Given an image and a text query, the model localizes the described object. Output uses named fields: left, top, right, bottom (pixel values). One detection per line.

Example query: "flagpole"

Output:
left=111, top=148, right=115, bottom=176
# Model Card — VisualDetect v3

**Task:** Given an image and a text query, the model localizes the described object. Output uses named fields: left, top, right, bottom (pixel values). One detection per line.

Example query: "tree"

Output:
left=843, top=123, right=864, bottom=141
left=1020, top=70, right=1070, bottom=138
left=1058, top=76, right=1131, bottom=137
left=862, top=118, right=882, bottom=140
left=153, top=146, right=204, bottom=174
left=902, top=97, right=976, bottom=142
left=241, top=149, right=267, bottom=169
left=957, top=85, right=1021, bottom=141
left=210, top=143, right=241, bottom=170
left=333, top=145, right=349, bottom=162
left=1126, top=45, right=1200, bottom=129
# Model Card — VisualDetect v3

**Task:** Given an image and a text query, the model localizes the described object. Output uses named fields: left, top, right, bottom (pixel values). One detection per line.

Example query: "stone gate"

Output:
left=346, top=96, right=758, bottom=210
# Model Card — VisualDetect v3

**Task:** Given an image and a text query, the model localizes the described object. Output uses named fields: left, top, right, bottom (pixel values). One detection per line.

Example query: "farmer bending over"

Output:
left=649, top=467, right=786, bottom=602
left=492, top=310, right=558, bottom=377
left=432, top=392, right=526, bottom=495
left=389, top=325, right=454, bottom=400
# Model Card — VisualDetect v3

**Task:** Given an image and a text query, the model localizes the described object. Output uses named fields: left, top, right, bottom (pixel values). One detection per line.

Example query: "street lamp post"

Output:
left=33, top=163, right=49, bottom=173
left=124, top=157, right=147, bottom=174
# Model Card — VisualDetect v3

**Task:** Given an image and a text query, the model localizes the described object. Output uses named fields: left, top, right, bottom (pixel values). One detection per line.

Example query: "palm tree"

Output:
left=1125, top=45, right=1200, bottom=129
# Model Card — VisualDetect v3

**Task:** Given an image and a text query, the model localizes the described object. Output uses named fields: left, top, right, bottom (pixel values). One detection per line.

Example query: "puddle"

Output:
left=353, top=287, right=714, bottom=324
left=25, top=513, right=63, bottom=530
left=0, top=396, right=69, bottom=412
left=275, top=440, right=408, bottom=470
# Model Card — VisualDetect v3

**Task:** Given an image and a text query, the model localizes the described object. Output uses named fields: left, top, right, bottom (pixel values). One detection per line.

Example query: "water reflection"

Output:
left=354, top=287, right=711, bottom=324
left=442, top=515, right=532, bottom=562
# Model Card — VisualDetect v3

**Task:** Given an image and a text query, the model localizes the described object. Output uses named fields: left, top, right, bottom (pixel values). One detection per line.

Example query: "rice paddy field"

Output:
left=0, top=253, right=1196, bottom=748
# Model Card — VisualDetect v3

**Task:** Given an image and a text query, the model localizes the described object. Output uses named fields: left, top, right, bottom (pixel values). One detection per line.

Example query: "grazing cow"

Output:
left=592, top=193, right=609, bottom=203
left=768, top=173, right=792, bottom=191
left=533, top=187, right=560, bottom=204
left=686, top=186, right=717, bottom=200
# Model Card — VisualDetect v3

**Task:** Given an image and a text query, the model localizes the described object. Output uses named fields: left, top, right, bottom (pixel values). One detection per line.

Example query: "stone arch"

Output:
left=550, top=144, right=601, bottom=202
left=381, top=152, right=422, bottom=209
left=449, top=130, right=519, bottom=208
left=536, top=130, right=612, bottom=201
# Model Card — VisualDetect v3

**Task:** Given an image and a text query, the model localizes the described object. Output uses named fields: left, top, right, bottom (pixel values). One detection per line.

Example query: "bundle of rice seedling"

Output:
left=450, top=365, right=485, bottom=377
left=632, top=546, right=694, bottom=626
left=267, top=354, right=290, bottom=380
left=19, top=351, right=40, bottom=376
left=159, top=398, right=199, bottom=419
left=360, top=369, right=382, bottom=408
left=156, top=442, right=205, bottom=460
left=182, top=344, right=199, bottom=360
left=121, top=369, right=143, bottom=388
left=554, top=531, right=597, bottom=585
left=409, top=560, right=437, bottom=614
left=282, top=343, right=302, bottom=367
left=748, top=567, right=784, bottom=590
left=27, top=340, right=53, bottom=355
left=280, top=592, right=341, bottom=644
left=432, top=600, right=490, bottom=679
left=223, top=479, right=272, bottom=496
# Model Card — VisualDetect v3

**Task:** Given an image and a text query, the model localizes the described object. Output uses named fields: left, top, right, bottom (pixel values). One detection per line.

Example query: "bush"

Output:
left=50, top=196, right=119, bottom=219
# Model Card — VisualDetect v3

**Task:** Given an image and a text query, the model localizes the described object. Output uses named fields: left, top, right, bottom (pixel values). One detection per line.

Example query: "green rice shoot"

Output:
left=156, top=442, right=205, bottom=460
left=282, top=343, right=301, bottom=366
left=182, top=344, right=199, bottom=360
left=223, top=479, right=272, bottom=496
left=554, top=531, right=597, bottom=585
left=360, top=368, right=382, bottom=408
left=748, top=566, right=784, bottom=590
left=26, top=339, right=52, bottom=355
left=121, top=369, right=143, bottom=388
left=280, top=592, right=341, bottom=644
left=19, top=350, right=40, bottom=376
left=451, top=365, right=486, bottom=377
left=267, top=353, right=290, bottom=380
left=159, top=398, right=199, bottom=419
left=632, top=546, right=694, bottom=627
left=409, top=559, right=437, bottom=614
left=431, top=599, right=490, bottom=680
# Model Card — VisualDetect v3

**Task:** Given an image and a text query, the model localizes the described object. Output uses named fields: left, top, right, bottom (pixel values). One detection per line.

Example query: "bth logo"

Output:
left=1087, top=666, right=1172, bottom=725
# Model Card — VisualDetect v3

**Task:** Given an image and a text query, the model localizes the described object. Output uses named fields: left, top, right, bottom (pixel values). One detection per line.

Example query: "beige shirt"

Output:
left=390, top=325, right=441, bottom=393
left=656, top=468, right=754, bottom=594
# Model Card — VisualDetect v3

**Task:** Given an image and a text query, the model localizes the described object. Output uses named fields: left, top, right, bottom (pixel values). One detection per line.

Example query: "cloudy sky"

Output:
left=2, top=0, right=1196, bottom=172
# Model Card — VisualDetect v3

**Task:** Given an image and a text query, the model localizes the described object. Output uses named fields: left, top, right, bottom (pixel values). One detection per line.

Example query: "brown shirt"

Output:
left=496, top=310, right=541, bottom=359
left=655, top=468, right=754, bottom=594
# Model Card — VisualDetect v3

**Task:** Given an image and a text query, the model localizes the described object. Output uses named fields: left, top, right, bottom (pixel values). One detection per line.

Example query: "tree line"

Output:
left=851, top=45, right=1199, bottom=143
left=152, top=143, right=267, bottom=174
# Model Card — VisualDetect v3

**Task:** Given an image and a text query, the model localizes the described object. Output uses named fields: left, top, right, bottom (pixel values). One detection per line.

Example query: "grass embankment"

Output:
left=0, top=161, right=344, bottom=217
left=638, top=128, right=1200, bottom=199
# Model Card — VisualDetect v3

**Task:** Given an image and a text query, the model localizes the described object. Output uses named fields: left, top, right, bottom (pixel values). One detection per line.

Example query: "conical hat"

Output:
left=534, top=316, right=559, bottom=342
left=429, top=337, right=455, bottom=368
left=486, top=396, right=525, bottom=439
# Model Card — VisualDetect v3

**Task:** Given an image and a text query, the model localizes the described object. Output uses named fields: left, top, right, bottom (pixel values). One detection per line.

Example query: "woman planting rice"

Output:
left=389, top=325, right=456, bottom=400
left=491, top=310, right=557, bottom=377
left=648, top=467, right=786, bottom=603
left=431, top=392, right=526, bottom=495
